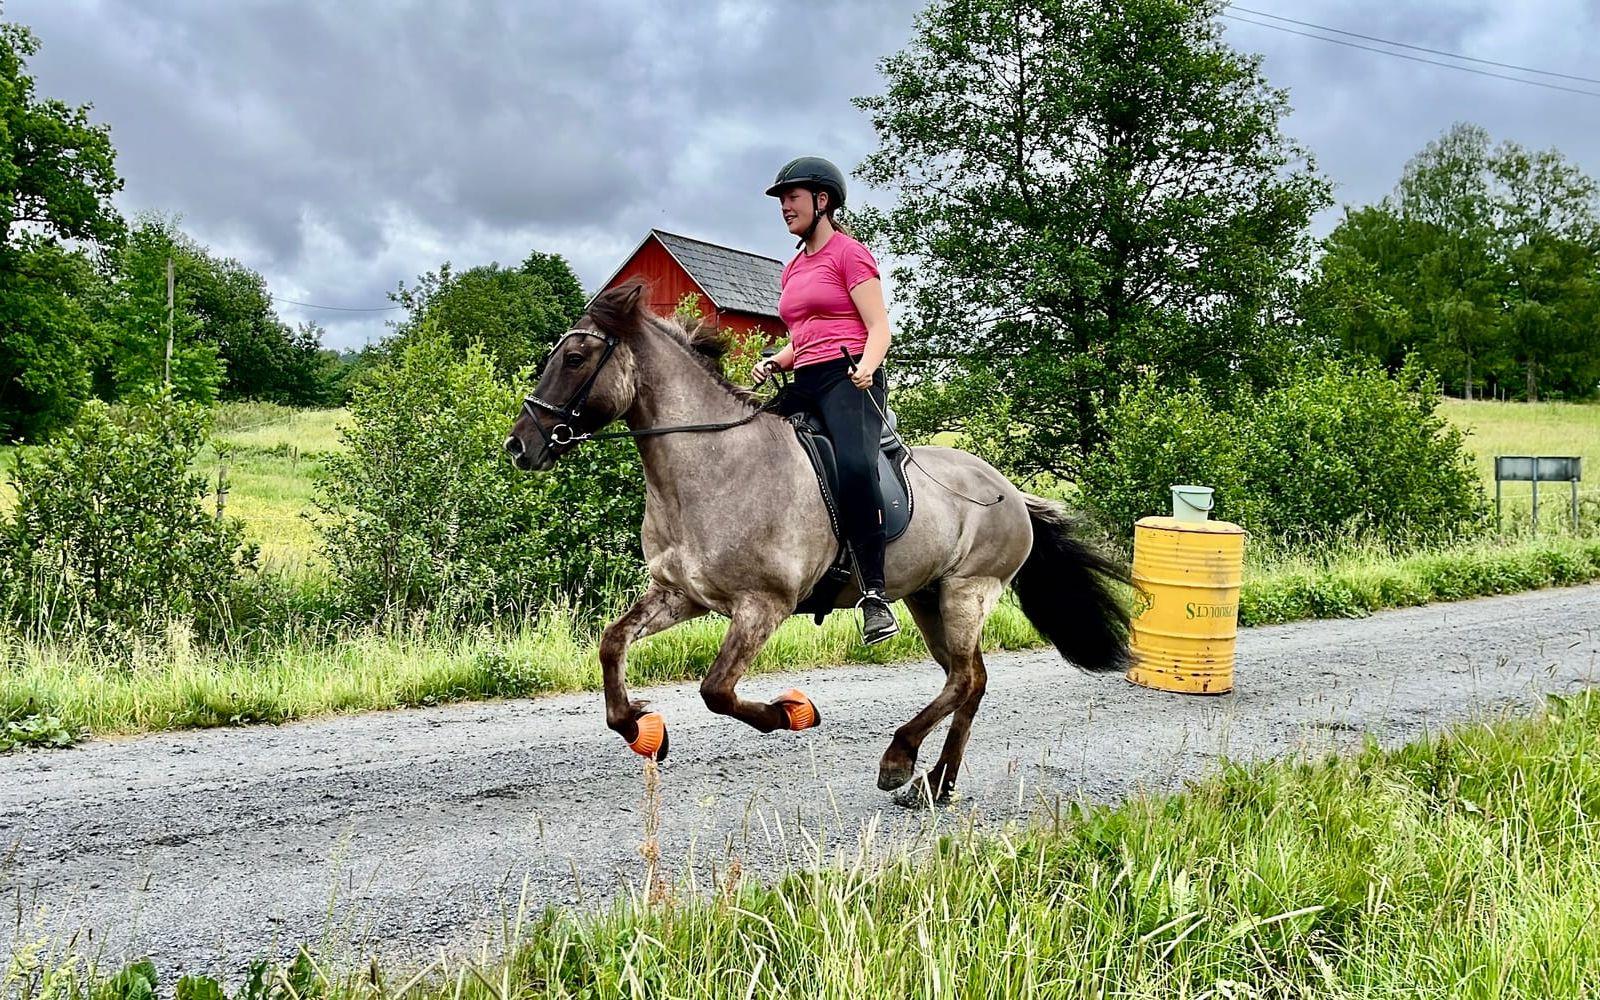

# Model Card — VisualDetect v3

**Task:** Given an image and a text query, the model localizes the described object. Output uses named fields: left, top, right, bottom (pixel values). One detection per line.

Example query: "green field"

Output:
left=1442, top=399, right=1600, bottom=529
left=18, top=689, right=1600, bottom=996
left=1441, top=398, right=1600, bottom=481
left=206, top=403, right=344, bottom=569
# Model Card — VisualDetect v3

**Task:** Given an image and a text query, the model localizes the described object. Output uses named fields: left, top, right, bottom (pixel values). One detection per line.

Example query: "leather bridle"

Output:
left=520, top=329, right=621, bottom=450
left=519, top=329, right=774, bottom=453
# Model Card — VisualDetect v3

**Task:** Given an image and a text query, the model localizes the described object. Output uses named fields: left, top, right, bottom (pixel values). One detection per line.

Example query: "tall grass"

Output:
left=1242, top=532, right=1600, bottom=625
left=0, top=600, right=1040, bottom=740
left=5, top=533, right=1600, bottom=744
left=12, top=689, right=1600, bottom=997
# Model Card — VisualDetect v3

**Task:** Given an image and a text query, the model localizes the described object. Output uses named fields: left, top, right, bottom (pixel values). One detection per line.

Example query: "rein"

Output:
left=522, top=329, right=778, bottom=448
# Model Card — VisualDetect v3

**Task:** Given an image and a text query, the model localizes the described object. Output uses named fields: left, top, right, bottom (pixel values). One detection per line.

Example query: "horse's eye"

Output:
left=563, top=352, right=584, bottom=369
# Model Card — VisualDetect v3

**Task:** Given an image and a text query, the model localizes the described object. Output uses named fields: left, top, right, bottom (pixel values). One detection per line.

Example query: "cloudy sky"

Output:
left=10, top=0, right=1600, bottom=350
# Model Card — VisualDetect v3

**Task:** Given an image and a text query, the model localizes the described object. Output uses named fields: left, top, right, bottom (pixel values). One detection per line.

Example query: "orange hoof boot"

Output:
left=628, top=712, right=668, bottom=760
left=773, top=689, right=821, bottom=731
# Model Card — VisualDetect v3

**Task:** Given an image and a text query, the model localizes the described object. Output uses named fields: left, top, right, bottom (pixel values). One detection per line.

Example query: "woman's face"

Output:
left=778, top=186, right=828, bottom=237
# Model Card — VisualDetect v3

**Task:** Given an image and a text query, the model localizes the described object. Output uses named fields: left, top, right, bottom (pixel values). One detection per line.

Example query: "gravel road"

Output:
left=4, top=584, right=1599, bottom=976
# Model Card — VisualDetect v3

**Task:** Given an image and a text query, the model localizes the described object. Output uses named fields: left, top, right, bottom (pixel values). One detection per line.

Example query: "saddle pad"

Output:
left=790, top=417, right=913, bottom=543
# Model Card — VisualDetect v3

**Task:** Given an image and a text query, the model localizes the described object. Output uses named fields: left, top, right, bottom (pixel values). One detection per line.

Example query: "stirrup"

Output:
left=856, top=590, right=900, bottom=646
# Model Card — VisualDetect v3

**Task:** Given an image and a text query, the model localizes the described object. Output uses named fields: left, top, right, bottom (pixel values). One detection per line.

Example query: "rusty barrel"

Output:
left=1126, top=515, right=1245, bottom=694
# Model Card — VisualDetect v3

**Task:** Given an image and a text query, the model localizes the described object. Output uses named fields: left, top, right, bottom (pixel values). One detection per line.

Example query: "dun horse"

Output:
left=505, top=281, right=1129, bottom=806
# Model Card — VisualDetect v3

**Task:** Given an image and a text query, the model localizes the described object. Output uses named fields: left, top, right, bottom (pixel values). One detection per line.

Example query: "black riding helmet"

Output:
left=766, top=156, right=847, bottom=248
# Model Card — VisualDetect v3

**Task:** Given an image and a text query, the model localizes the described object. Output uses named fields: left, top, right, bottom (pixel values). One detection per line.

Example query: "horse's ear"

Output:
left=588, top=280, right=646, bottom=336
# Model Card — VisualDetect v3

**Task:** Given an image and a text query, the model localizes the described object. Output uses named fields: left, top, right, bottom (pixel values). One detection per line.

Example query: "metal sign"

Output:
left=1495, top=456, right=1581, bottom=482
left=1494, top=456, right=1582, bottom=531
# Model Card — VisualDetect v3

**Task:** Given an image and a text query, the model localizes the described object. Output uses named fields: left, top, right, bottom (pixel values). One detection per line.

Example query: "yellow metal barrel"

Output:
left=1127, top=515, right=1246, bottom=694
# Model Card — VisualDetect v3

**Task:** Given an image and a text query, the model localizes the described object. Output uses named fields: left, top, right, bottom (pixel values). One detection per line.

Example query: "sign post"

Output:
left=1494, top=456, right=1582, bottom=532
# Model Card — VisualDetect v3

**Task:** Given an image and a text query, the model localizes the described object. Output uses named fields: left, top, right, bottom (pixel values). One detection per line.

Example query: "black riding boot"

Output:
left=857, top=588, right=899, bottom=645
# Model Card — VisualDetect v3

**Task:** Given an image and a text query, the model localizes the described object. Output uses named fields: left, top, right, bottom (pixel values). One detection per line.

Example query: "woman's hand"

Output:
left=751, top=358, right=780, bottom=386
left=849, top=361, right=877, bottom=390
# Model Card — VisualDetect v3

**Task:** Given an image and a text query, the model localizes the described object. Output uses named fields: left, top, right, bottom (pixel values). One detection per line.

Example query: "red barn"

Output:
left=592, top=229, right=786, bottom=340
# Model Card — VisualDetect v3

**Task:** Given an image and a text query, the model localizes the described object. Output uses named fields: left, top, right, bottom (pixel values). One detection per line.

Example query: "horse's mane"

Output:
left=587, top=279, right=761, bottom=411
left=646, top=313, right=763, bottom=409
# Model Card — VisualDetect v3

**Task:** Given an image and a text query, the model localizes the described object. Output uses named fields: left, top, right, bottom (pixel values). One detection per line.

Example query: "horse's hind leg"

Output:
left=699, top=594, right=797, bottom=733
left=878, top=576, right=1002, bottom=797
left=895, top=648, right=988, bottom=808
left=600, top=583, right=707, bottom=756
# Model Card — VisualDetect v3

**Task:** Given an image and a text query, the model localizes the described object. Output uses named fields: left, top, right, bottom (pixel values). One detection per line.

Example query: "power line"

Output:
left=1221, top=13, right=1600, bottom=100
left=1230, top=5, right=1600, bottom=86
left=270, top=295, right=403, bottom=312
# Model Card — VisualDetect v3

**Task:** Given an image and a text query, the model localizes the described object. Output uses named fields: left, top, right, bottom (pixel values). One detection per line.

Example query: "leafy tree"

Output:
left=178, top=238, right=333, bottom=405
left=1491, top=143, right=1600, bottom=400
left=0, top=15, right=123, bottom=440
left=1311, top=123, right=1600, bottom=400
left=92, top=216, right=224, bottom=404
left=852, top=0, right=1329, bottom=477
left=521, top=249, right=587, bottom=323
left=390, top=252, right=587, bottom=377
left=89, top=215, right=341, bottom=406
left=1299, top=206, right=1416, bottom=367
left=1393, top=123, right=1506, bottom=398
left=0, top=244, right=102, bottom=440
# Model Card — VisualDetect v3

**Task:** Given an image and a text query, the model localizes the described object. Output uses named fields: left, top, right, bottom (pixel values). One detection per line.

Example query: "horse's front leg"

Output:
left=699, top=595, right=813, bottom=733
left=599, top=583, right=707, bottom=757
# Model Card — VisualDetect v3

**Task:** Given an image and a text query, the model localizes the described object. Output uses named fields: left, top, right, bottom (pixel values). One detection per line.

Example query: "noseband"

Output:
left=520, top=328, right=775, bottom=452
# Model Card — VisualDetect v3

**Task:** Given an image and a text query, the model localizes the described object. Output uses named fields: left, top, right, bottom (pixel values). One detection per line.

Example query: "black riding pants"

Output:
left=784, top=357, right=888, bottom=592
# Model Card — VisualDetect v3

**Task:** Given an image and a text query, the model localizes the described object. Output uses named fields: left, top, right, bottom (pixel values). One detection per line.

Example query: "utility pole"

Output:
left=165, top=257, right=175, bottom=385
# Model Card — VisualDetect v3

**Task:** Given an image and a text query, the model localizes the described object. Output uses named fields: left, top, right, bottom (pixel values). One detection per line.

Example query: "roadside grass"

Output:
left=1242, top=531, right=1600, bottom=625
left=12, top=687, right=1600, bottom=997
left=0, top=599, right=1039, bottom=740
left=4, top=533, right=1599, bottom=743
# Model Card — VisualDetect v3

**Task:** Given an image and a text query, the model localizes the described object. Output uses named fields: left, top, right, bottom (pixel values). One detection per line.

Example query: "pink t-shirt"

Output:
left=777, top=232, right=880, bottom=368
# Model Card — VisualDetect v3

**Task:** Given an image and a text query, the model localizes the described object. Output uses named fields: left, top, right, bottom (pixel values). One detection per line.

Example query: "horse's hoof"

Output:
left=773, top=689, right=821, bottom=732
left=892, top=776, right=955, bottom=810
left=629, top=712, right=668, bottom=760
left=877, top=755, right=915, bottom=791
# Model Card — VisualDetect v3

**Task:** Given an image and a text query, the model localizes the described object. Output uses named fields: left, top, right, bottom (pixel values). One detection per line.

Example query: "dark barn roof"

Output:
left=652, top=230, right=784, bottom=317
left=595, top=229, right=785, bottom=318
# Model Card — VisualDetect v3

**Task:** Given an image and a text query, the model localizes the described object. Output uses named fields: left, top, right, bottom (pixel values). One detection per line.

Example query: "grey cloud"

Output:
left=9, top=0, right=1599, bottom=350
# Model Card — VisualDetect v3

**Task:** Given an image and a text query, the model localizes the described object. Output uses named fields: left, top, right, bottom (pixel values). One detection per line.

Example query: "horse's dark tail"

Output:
left=1010, top=494, right=1131, bottom=672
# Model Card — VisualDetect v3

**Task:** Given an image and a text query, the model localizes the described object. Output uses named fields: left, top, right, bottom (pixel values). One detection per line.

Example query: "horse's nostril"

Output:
left=504, top=435, right=523, bottom=457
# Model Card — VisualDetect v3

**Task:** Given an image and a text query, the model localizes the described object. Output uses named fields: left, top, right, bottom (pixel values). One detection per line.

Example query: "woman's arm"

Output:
left=848, top=277, right=892, bottom=389
left=769, top=341, right=796, bottom=370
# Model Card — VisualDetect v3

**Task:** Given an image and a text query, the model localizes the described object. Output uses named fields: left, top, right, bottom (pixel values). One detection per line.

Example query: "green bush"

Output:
left=1077, top=376, right=1253, bottom=539
left=0, top=393, right=257, bottom=637
left=1239, top=359, right=1486, bottom=547
left=311, top=329, right=644, bottom=622
left=1080, top=358, right=1489, bottom=548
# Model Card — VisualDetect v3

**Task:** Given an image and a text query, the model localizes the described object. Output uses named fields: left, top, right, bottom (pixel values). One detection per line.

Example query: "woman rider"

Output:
left=751, top=156, right=899, bottom=646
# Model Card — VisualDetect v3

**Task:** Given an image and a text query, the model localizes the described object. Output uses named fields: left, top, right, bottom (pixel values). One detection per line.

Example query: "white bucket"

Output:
left=1171, top=484, right=1215, bottom=522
